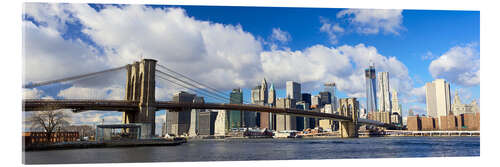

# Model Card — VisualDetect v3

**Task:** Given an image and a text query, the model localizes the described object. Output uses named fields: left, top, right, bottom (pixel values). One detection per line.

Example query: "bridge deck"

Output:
left=23, top=99, right=395, bottom=128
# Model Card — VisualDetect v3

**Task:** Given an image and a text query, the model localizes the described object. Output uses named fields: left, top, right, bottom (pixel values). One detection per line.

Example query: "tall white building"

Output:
left=365, top=64, right=377, bottom=113
left=391, top=89, right=401, bottom=116
left=188, top=96, right=205, bottom=136
left=425, top=79, right=451, bottom=128
left=214, top=109, right=228, bottom=136
left=391, top=89, right=402, bottom=125
left=286, top=81, right=301, bottom=101
left=451, top=90, right=480, bottom=115
left=377, top=72, right=391, bottom=113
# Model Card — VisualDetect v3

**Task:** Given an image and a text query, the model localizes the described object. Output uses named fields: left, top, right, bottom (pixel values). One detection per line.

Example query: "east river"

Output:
left=24, top=136, right=480, bottom=164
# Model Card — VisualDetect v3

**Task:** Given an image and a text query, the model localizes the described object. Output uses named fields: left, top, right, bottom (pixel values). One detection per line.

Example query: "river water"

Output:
left=24, top=136, right=480, bottom=164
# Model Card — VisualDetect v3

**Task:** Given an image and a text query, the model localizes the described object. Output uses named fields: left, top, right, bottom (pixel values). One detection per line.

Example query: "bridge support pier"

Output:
left=337, top=98, right=359, bottom=138
left=123, top=59, right=157, bottom=138
left=339, top=121, right=358, bottom=138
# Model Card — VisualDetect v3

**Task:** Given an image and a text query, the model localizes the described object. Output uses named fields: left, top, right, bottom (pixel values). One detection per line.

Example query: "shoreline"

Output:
left=24, top=134, right=479, bottom=151
left=24, top=138, right=187, bottom=151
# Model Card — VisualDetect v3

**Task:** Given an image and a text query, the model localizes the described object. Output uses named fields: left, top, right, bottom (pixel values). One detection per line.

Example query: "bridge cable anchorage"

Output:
left=156, top=64, right=240, bottom=100
left=23, top=65, right=127, bottom=89
left=155, top=69, right=248, bottom=103
left=156, top=75, right=228, bottom=103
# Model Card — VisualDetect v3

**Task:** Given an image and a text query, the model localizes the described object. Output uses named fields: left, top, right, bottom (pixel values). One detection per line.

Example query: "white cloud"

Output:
left=57, top=86, right=125, bottom=100
left=261, top=43, right=413, bottom=98
left=68, top=5, right=264, bottom=90
left=23, top=20, right=107, bottom=85
left=429, top=43, right=480, bottom=87
left=337, top=9, right=404, bottom=35
left=23, top=88, right=44, bottom=99
left=319, top=17, right=344, bottom=44
left=421, top=51, right=436, bottom=60
left=271, top=28, right=291, bottom=43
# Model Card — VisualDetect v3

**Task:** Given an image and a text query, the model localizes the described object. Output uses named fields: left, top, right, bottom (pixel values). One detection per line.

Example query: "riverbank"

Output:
left=24, top=138, right=187, bottom=151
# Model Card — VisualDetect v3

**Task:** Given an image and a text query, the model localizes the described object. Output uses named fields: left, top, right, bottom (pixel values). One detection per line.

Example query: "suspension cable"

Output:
left=157, top=64, right=252, bottom=104
left=157, top=64, right=230, bottom=98
left=155, top=70, right=233, bottom=102
left=156, top=75, right=228, bottom=103
left=24, top=65, right=127, bottom=89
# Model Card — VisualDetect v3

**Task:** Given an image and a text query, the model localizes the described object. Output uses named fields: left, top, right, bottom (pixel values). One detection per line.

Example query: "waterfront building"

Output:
left=425, top=79, right=451, bottom=128
left=377, top=72, right=391, bottom=113
left=214, top=110, right=228, bottom=136
left=296, top=101, right=311, bottom=129
left=198, top=111, right=218, bottom=136
left=368, top=112, right=391, bottom=124
left=276, top=97, right=296, bottom=131
left=286, top=81, right=301, bottom=101
left=246, top=85, right=261, bottom=128
left=166, top=91, right=195, bottom=136
left=229, top=88, right=243, bottom=129
left=365, top=63, right=378, bottom=113
left=188, top=96, right=205, bottom=136
left=319, top=119, right=336, bottom=131
left=451, top=90, right=480, bottom=115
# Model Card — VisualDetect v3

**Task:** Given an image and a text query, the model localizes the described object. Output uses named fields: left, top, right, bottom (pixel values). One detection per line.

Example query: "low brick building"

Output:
left=23, top=132, right=79, bottom=145
left=407, top=116, right=421, bottom=131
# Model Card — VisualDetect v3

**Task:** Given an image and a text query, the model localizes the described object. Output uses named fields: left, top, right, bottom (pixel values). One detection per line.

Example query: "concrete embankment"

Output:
left=24, top=138, right=187, bottom=151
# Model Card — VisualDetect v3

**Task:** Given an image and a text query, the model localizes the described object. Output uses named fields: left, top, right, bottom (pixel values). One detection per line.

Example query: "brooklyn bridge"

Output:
left=23, top=59, right=398, bottom=138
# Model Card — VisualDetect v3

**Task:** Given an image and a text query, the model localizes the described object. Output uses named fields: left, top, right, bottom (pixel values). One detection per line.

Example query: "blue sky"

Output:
left=22, top=3, right=480, bottom=132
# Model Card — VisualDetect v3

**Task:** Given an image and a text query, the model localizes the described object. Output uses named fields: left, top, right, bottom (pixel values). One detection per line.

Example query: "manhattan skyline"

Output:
left=22, top=3, right=480, bottom=132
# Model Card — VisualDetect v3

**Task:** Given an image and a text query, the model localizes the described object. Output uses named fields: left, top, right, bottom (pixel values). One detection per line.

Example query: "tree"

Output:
left=25, top=110, right=71, bottom=143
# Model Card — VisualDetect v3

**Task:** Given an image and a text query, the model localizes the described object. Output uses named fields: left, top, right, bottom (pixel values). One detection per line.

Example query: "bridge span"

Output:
left=23, top=59, right=398, bottom=138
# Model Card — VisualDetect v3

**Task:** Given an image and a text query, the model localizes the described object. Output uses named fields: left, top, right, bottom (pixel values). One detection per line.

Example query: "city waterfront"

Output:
left=24, top=136, right=479, bottom=164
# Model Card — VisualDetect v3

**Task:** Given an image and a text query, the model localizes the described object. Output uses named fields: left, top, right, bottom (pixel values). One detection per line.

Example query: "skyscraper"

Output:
left=377, top=72, right=391, bottom=113
left=319, top=91, right=332, bottom=106
left=301, top=93, right=311, bottom=105
left=188, top=96, right=204, bottom=136
left=229, top=88, right=243, bottom=129
left=365, top=64, right=377, bottom=113
left=391, top=89, right=402, bottom=125
left=286, top=81, right=301, bottom=101
left=324, top=82, right=338, bottom=111
left=391, top=89, right=401, bottom=116
left=268, top=83, right=276, bottom=106
left=425, top=79, right=451, bottom=128
left=260, top=79, right=268, bottom=104
left=267, top=83, right=276, bottom=130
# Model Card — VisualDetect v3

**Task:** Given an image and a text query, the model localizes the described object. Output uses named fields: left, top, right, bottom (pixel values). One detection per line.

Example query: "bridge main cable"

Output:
left=156, top=70, right=235, bottom=103
left=157, top=64, right=252, bottom=104
left=156, top=75, right=230, bottom=103
left=23, top=66, right=127, bottom=89
left=157, top=64, right=234, bottom=99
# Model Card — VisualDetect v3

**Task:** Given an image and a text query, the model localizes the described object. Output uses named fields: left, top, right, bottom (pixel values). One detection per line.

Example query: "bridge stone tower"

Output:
left=123, top=59, right=157, bottom=137
left=338, top=98, right=359, bottom=138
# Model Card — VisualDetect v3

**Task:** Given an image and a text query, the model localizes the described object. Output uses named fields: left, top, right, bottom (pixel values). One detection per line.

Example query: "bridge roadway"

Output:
left=23, top=99, right=396, bottom=128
